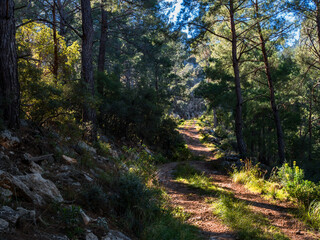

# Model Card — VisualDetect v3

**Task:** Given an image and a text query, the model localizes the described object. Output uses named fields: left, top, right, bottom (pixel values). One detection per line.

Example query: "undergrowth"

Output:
left=231, top=160, right=320, bottom=231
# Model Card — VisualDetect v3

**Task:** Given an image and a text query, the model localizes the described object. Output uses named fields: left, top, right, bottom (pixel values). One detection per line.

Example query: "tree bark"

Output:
left=81, top=0, right=97, bottom=141
left=255, top=0, right=285, bottom=163
left=0, top=0, right=20, bottom=129
left=53, top=1, right=59, bottom=81
left=98, top=6, right=108, bottom=73
left=230, top=0, right=247, bottom=156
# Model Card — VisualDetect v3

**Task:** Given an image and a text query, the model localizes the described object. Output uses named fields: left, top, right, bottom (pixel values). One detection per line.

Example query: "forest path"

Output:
left=157, top=120, right=320, bottom=240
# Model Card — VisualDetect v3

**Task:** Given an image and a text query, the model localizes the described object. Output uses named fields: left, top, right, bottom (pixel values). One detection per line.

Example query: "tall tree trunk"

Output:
left=53, top=1, right=59, bottom=81
left=255, top=0, right=285, bottom=163
left=57, top=0, right=66, bottom=36
left=98, top=6, right=108, bottom=73
left=308, top=92, right=312, bottom=161
left=0, top=0, right=20, bottom=129
left=81, top=0, right=97, bottom=141
left=230, top=0, right=247, bottom=156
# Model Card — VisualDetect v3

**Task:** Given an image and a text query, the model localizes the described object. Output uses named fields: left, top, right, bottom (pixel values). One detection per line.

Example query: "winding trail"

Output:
left=157, top=120, right=320, bottom=240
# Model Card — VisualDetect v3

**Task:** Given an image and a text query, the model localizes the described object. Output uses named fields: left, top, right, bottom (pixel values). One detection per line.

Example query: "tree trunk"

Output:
left=255, top=0, right=285, bottom=163
left=57, top=0, right=67, bottom=36
left=53, top=2, right=59, bottom=81
left=98, top=6, right=108, bottom=73
left=0, top=0, right=20, bottom=129
left=81, top=0, right=97, bottom=141
left=230, top=0, right=247, bottom=156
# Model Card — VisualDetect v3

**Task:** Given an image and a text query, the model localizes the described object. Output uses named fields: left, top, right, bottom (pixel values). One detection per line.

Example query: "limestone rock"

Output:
left=0, top=187, right=13, bottom=202
left=0, top=130, right=20, bottom=148
left=102, top=230, right=131, bottom=240
left=0, top=206, right=35, bottom=227
left=0, top=218, right=9, bottom=232
left=0, top=170, right=63, bottom=206
left=0, top=206, right=20, bottom=224
left=29, top=161, right=44, bottom=174
left=78, top=141, right=97, bottom=154
left=80, top=209, right=91, bottom=225
left=86, top=232, right=98, bottom=240
left=62, top=155, right=77, bottom=165
left=17, top=173, right=63, bottom=205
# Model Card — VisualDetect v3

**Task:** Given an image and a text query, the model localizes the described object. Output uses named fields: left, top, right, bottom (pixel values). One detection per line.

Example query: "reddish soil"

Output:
left=157, top=121, right=320, bottom=240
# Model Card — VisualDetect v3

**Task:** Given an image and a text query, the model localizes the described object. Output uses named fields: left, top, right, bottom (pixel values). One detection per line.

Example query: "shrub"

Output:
left=278, top=162, right=320, bottom=206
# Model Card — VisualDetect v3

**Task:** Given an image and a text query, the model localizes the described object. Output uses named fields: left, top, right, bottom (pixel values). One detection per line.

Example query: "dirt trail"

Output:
left=157, top=120, right=320, bottom=240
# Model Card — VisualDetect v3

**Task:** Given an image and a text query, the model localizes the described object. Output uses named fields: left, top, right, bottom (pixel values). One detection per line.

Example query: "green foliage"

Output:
left=79, top=184, right=108, bottom=212
left=58, top=205, right=84, bottom=239
left=17, top=22, right=82, bottom=126
left=278, top=162, right=320, bottom=206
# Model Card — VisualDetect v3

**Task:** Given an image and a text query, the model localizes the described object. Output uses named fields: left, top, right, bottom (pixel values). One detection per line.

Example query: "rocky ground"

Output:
left=0, top=123, right=132, bottom=240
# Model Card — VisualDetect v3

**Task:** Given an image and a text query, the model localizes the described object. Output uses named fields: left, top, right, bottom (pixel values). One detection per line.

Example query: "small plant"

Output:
left=58, top=205, right=84, bottom=239
left=278, top=162, right=320, bottom=206
left=79, top=184, right=108, bottom=212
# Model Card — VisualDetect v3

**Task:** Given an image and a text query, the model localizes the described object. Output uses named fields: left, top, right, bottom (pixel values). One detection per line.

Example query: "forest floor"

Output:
left=157, top=120, right=320, bottom=240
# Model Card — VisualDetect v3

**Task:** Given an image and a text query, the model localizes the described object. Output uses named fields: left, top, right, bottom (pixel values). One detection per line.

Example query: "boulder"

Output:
left=17, top=173, right=63, bottom=205
left=0, top=170, right=63, bottom=206
left=102, top=230, right=131, bottom=240
left=0, top=130, right=20, bottom=148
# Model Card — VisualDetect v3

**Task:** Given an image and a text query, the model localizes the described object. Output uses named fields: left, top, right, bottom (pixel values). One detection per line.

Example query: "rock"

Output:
left=0, top=218, right=9, bottom=232
left=29, top=161, right=44, bottom=174
left=36, top=232, right=69, bottom=240
left=0, top=187, right=13, bottom=202
left=0, top=206, right=36, bottom=226
left=62, top=155, right=77, bottom=165
left=17, top=173, right=63, bottom=205
left=110, top=149, right=119, bottom=159
left=24, top=153, right=54, bottom=163
left=102, top=230, right=131, bottom=240
left=0, top=206, right=20, bottom=224
left=16, top=207, right=36, bottom=225
left=0, top=170, right=63, bottom=206
left=86, top=232, right=99, bottom=240
left=0, top=170, right=43, bottom=205
left=84, top=174, right=93, bottom=182
left=78, top=141, right=97, bottom=154
left=0, top=130, right=20, bottom=148
left=80, top=209, right=91, bottom=225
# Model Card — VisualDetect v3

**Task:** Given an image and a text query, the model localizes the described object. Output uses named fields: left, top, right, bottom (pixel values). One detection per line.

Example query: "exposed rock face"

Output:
left=17, top=173, right=64, bottom=205
left=0, top=170, right=63, bottom=206
left=102, top=230, right=131, bottom=240
left=0, top=130, right=20, bottom=148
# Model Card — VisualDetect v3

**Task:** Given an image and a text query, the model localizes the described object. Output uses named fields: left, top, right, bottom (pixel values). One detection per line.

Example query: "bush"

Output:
left=278, top=162, right=320, bottom=206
